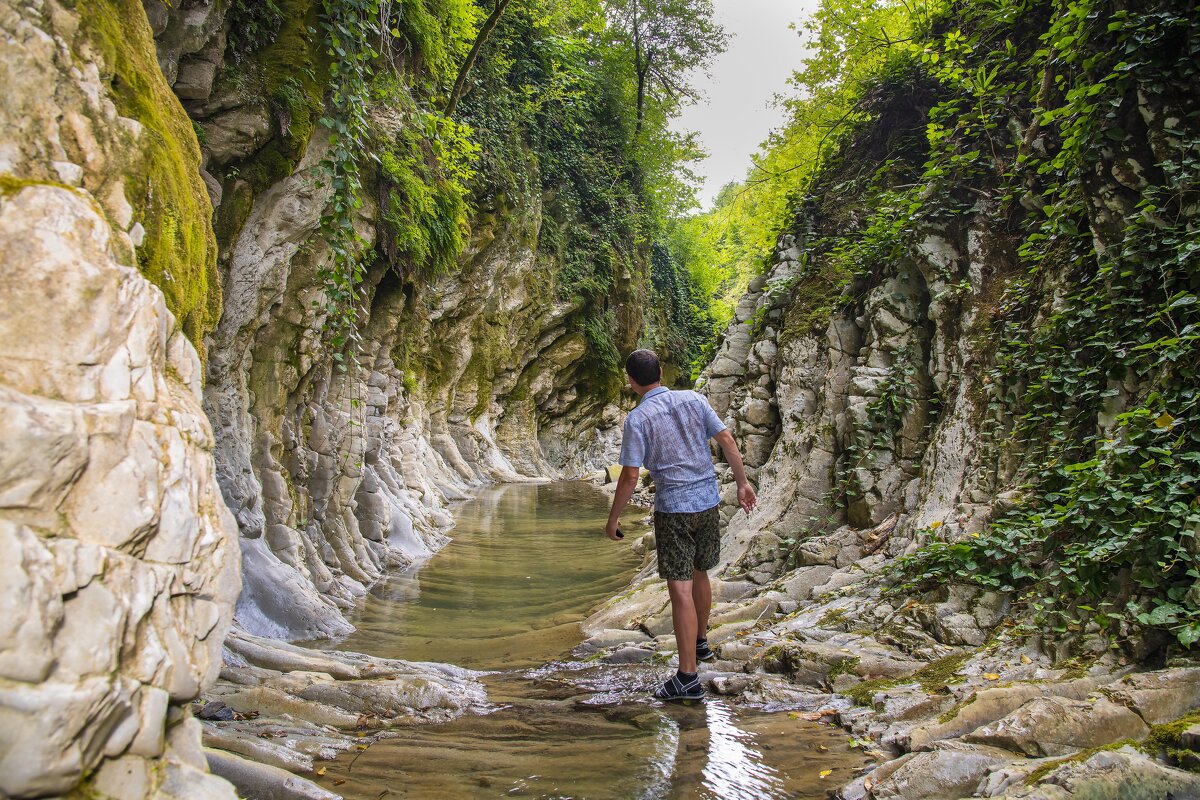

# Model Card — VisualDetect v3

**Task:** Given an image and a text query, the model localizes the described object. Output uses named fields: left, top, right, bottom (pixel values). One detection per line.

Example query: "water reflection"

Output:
left=311, top=483, right=865, bottom=798
left=699, top=701, right=786, bottom=799
left=321, top=482, right=646, bottom=669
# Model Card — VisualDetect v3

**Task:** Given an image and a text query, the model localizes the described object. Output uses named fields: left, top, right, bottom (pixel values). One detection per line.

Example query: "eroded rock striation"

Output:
left=584, top=2, right=1200, bottom=795
left=0, top=2, right=239, bottom=796
left=141, top=0, right=640, bottom=643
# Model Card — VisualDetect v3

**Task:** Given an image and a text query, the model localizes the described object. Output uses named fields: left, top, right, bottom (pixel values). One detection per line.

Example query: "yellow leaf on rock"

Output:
left=316, top=767, right=327, bottom=776
left=819, top=770, right=833, bottom=779
left=1020, top=655, right=1032, bottom=664
left=929, top=520, right=943, bottom=530
left=984, top=673, right=1000, bottom=680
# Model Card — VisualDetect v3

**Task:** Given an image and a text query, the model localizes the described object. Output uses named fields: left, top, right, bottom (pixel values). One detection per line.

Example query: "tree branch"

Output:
left=444, top=0, right=513, bottom=118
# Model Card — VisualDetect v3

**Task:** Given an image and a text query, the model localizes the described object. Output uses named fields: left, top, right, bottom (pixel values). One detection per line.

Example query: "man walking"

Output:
left=605, top=349, right=757, bottom=701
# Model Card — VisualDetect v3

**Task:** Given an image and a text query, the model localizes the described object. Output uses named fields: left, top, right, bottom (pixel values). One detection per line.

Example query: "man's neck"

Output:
left=635, top=382, right=663, bottom=398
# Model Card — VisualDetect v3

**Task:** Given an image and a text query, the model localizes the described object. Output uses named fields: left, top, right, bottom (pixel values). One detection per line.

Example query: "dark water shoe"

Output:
left=655, top=671, right=704, bottom=701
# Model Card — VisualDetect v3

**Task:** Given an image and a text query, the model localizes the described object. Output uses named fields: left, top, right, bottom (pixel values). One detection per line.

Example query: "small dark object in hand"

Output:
left=615, top=528, right=625, bottom=539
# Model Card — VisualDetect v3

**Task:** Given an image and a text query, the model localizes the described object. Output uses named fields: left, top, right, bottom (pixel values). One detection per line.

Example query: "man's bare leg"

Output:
left=692, top=569, right=712, bottom=641
left=667, top=579, right=698, bottom=674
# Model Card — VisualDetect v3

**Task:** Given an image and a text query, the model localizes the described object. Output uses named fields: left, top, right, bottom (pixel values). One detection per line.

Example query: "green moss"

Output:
left=376, top=116, right=470, bottom=281
left=212, top=180, right=256, bottom=254
left=819, top=608, right=851, bottom=628
left=1140, top=710, right=1200, bottom=772
left=1023, top=740, right=1139, bottom=785
left=844, top=651, right=974, bottom=707
left=779, top=263, right=853, bottom=345
left=1052, top=655, right=1098, bottom=681
left=938, top=691, right=978, bottom=724
left=844, top=676, right=898, bottom=708
left=827, top=656, right=861, bottom=681
left=256, top=0, right=324, bottom=165
left=0, top=174, right=79, bottom=197
left=210, top=0, right=325, bottom=236
left=77, top=0, right=220, bottom=353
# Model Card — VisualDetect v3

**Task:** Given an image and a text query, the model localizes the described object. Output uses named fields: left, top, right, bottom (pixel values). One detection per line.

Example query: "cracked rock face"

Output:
left=148, top=4, right=636, bottom=642
left=0, top=180, right=239, bottom=799
left=0, top=2, right=240, bottom=796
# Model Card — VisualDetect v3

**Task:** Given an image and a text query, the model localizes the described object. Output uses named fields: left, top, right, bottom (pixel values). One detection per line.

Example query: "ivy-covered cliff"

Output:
left=583, top=0, right=1200, bottom=795
left=135, top=0, right=721, bottom=640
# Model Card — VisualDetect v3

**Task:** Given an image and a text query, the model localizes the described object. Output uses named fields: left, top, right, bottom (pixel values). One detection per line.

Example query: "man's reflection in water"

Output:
left=660, top=699, right=788, bottom=799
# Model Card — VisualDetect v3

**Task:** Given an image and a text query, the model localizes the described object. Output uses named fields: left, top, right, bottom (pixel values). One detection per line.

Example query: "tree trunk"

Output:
left=444, top=0, right=513, bottom=118
left=633, top=1, right=645, bottom=135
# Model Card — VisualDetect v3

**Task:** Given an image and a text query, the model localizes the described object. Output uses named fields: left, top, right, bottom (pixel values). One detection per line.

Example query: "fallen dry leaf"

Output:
left=819, top=770, right=832, bottom=779
left=984, top=673, right=1000, bottom=680
left=334, top=779, right=346, bottom=786
left=316, top=767, right=327, bottom=776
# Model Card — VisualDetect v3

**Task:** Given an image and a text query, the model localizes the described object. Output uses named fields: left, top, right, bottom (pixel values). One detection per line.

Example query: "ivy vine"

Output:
left=315, top=0, right=380, bottom=365
left=878, top=0, right=1200, bottom=648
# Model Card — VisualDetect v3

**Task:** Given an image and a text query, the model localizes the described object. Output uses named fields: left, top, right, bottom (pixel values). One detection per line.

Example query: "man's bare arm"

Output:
left=714, top=429, right=757, bottom=513
left=605, top=465, right=640, bottom=540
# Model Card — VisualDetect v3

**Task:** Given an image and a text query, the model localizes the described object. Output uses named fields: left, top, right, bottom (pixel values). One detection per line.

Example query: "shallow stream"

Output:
left=312, top=482, right=866, bottom=799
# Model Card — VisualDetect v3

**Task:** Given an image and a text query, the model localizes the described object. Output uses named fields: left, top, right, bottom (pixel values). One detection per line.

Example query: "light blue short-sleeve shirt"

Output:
left=619, top=387, right=727, bottom=512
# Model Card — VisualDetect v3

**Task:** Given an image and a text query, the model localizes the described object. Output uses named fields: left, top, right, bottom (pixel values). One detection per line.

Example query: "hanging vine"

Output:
left=315, top=0, right=380, bottom=366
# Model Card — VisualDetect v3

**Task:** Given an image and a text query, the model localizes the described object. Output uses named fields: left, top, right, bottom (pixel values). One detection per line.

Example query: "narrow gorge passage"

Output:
left=305, top=482, right=866, bottom=799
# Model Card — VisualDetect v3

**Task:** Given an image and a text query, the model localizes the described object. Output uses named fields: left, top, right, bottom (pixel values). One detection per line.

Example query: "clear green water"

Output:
left=312, top=482, right=868, bottom=799
left=328, top=481, right=646, bottom=669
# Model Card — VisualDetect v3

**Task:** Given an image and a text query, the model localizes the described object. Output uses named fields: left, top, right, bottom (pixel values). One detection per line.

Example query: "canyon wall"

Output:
left=0, top=2, right=239, bottom=796
left=0, top=0, right=646, bottom=794
left=586, top=4, right=1200, bottom=794
left=144, top=0, right=642, bottom=641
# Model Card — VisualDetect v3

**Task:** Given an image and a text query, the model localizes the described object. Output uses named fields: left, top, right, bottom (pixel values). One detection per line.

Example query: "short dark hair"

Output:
left=625, top=349, right=661, bottom=386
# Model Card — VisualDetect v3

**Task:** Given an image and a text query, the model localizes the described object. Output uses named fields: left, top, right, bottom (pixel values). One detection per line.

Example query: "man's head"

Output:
left=625, top=349, right=661, bottom=390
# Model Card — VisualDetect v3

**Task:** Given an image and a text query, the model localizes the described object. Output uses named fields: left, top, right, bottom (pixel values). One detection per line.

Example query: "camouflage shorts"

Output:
left=654, top=505, right=720, bottom=581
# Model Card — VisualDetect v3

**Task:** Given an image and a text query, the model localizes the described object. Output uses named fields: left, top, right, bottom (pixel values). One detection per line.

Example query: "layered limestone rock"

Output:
left=137, top=0, right=636, bottom=642
left=582, top=8, right=1200, bottom=797
left=0, top=2, right=239, bottom=795
left=198, top=131, right=629, bottom=641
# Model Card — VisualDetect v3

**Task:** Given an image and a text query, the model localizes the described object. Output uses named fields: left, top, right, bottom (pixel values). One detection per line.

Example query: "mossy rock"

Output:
left=77, top=0, right=220, bottom=352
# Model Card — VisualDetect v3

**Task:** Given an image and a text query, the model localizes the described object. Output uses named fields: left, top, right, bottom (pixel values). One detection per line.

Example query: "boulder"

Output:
left=870, top=741, right=1012, bottom=799
left=204, top=749, right=341, bottom=800
left=779, top=566, right=838, bottom=600
left=964, top=696, right=1149, bottom=757
left=992, top=748, right=1200, bottom=799
left=1102, top=667, right=1200, bottom=725
left=200, top=105, right=272, bottom=165
left=906, top=680, right=1101, bottom=751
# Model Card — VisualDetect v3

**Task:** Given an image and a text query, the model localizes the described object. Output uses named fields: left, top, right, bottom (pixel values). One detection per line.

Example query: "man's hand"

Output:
left=737, top=482, right=758, bottom=514
left=605, top=466, right=639, bottom=541
left=715, top=429, right=758, bottom=515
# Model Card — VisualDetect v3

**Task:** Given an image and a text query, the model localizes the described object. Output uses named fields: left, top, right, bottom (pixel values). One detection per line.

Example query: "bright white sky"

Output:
left=674, top=0, right=823, bottom=210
